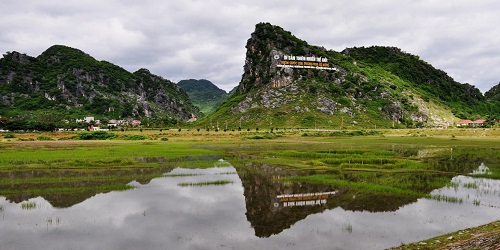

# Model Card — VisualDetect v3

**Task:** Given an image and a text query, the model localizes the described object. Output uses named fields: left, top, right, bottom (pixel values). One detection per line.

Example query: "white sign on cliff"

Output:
left=275, top=55, right=337, bottom=71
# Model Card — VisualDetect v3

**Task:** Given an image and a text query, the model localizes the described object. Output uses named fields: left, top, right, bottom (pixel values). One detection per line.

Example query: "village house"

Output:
left=87, top=125, right=109, bottom=131
left=76, top=116, right=100, bottom=125
left=75, top=117, right=144, bottom=128
left=131, top=120, right=141, bottom=126
left=456, top=119, right=486, bottom=127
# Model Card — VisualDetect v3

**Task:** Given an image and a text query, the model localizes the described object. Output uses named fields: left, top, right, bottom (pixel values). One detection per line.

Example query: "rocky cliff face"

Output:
left=237, top=23, right=341, bottom=95
left=0, top=45, right=199, bottom=120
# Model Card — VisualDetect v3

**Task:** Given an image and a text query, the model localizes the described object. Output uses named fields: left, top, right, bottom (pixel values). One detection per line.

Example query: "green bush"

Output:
left=73, top=131, right=119, bottom=140
left=3, top=133, right=15, bottom=138
left=121, top=135, right=148, bottom=140
left=246, top=133, right=276, bottom=139
left=36, top=135, right=52, bottom=141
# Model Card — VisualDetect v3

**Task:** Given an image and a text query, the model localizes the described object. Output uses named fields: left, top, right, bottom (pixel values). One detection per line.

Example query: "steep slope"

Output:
left=484, top=83, right=500, bottom=118
left=0, top=45, right=199, bottom=123
left=177, top=79, right=229, bottom=115
left=342, top=46, right=485, bottom=118
left=485, top=83, right=500, bottom=101
left=201, top=23, right=470, bottom=129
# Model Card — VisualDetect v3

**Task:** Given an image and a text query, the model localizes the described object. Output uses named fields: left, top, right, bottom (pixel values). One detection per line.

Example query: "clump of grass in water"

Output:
left=463, top=182, right=479, bottom=189
left=429, top=194, right=463, bottom=204
left=344, top=223, right=353, bottom=234
left=0, top=205, right=4, bottom=212
left=178, top=180, right=233, bottom=187
left=164, top=173, right=202, bottom=177
left=217, top=171, right=237, bottom=175
left=47, top=217, right=61, bottom=225
left=473, top=199, right=481, bottom=206
left=21, top=201, right=37, bottom=210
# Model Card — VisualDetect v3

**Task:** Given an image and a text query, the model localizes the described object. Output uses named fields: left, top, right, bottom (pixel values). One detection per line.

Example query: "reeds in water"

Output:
left=21, top=201, right=37, bottom=210
left=178, top=180, right=233, bottom=187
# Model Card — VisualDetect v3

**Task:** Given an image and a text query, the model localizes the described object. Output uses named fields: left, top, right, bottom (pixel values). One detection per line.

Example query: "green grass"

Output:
left=282, top=175, right=425, bottom=197
left=0, top=141, right=219, bottom=168
left=0, top=140, right=222, bottom=207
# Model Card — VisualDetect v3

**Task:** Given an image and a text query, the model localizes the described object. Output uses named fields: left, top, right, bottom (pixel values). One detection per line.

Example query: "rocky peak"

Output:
left=485, top=83, right=500, bottom=101
left=2, top=51, right=33, bottom=64
left=237, top=22, right=335, bottom=95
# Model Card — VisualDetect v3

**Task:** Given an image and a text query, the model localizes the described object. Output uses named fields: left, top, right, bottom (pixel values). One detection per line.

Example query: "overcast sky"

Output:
left=1, top=0, right=499, bottom=93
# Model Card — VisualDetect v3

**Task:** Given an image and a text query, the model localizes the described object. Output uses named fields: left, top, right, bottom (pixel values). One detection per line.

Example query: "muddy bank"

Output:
left=389, top=221, right=500, bottom=249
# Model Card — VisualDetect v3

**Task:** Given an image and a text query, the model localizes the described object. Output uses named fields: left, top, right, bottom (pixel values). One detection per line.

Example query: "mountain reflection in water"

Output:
left=0, top=161, right=499, bottom=250
left=239, top=163, right=422, bottom=238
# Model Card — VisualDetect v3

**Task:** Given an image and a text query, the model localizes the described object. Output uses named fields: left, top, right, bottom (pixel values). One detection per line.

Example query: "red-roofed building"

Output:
left=456, top=119, right=485, bottom=127
left=131, top=120, right=141, bottom=126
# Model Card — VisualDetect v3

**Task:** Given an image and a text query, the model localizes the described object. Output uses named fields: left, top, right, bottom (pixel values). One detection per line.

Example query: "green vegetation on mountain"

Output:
left=1, top=24, right=499, bottom=132
left=177, top=79, right=230, bottom=115
left=342, top=46, right=493, bottom=118
left=0, top=45, right=199, bottom=130
left=483, top=84, right=500, bottom=121
left=196, top=23, right=499, bottom=130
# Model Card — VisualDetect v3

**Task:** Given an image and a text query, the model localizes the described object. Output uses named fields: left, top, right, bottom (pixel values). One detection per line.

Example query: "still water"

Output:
left=0, top=162, right=499, bottom=250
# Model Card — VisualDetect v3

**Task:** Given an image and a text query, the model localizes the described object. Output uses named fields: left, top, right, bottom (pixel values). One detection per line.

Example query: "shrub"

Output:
left=121, top=135, right=148, bottom=140
left=36, top=135, right=52, bottom=141
left=3, top=133, right=15, bottom=138
left=247, top=133, right=276, bottom=139
left=74, top=131, right=119, bottom=140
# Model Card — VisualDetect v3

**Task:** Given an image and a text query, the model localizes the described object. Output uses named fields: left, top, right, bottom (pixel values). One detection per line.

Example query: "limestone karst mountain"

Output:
left=200, top=22, right=498, bottom=129
left=0, top=45, right=199, bottom=129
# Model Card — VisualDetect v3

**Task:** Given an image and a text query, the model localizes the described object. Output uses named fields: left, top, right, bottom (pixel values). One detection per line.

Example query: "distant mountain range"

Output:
left=1, top=22, right=499, bottom=131
left=177, top=79, right=231, bottom=116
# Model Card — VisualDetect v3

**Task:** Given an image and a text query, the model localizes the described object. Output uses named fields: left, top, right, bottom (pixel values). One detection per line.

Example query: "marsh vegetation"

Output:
left=0, top=128, right=499, bottom=249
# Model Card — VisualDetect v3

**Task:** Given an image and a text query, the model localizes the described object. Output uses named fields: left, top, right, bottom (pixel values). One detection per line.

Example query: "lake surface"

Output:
left=1, top=161, right=499, bottom=250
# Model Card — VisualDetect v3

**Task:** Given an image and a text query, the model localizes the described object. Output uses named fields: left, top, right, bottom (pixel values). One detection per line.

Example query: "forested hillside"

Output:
left=342, top=46, right=497, bottom=118
left=200, top=23, right=499, bottom=130
left=0, top=45, right=199, bottom=130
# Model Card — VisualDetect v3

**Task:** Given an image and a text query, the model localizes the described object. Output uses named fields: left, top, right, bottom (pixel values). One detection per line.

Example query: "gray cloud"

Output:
left=1, top=0, right=498, bottom=92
